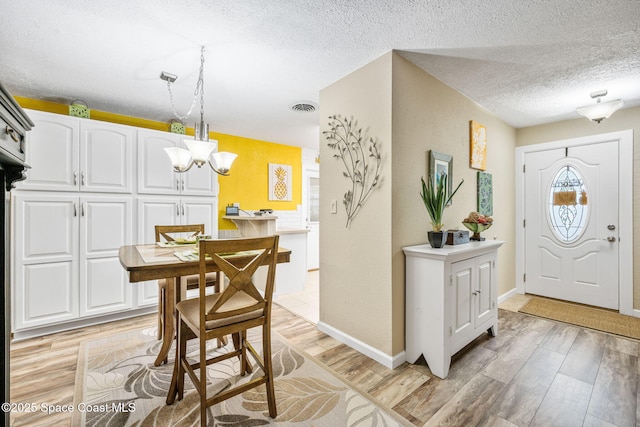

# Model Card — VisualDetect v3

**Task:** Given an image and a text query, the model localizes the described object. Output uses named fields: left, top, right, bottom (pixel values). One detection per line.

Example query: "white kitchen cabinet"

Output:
left=136, top=129, right=217, bottom=196
left=403, top=240, right=504, bottom=379
left=17, top=110, right=133, bottom=193
left=13, top=192, right=132, bottom=331
left=134, top=196, right=218, bottom=307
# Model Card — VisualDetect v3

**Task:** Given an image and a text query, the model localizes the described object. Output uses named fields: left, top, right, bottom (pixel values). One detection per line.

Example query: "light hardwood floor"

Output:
left=10, top=300, right=640, bottom=426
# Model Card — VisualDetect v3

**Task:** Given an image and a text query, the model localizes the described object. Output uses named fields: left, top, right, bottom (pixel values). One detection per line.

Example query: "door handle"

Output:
left=603, top=236, right=616, bottom=242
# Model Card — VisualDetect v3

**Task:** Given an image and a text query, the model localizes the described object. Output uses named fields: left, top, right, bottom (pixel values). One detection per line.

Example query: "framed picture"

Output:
left=429, top=150, right=453, bottom=199
left=477, top=171, right=493, bottom=216
left=469, top=120, right=487, bottom=170
left=268, top=163, right=292, bottom=201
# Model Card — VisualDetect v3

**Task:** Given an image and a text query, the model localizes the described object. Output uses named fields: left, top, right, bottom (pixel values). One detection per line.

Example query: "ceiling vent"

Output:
left=290, top=101, right=318, bottom=113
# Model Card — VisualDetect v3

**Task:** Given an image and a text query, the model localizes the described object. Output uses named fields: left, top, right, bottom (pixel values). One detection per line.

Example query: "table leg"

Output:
left=154, top=277, right=178, bottom=366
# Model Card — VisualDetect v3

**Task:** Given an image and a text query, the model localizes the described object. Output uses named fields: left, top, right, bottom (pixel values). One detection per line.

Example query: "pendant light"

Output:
left=162, top=47, right=237, bottom=175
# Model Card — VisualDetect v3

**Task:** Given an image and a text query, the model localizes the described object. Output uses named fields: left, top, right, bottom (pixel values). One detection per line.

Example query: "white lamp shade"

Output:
left=576, top=99, right=624, bottom=123
left=185, top=139, right=216, bottom=166
left=211, top=151, right=238, bottom=175
left=164, top=147, right=192, bottom=172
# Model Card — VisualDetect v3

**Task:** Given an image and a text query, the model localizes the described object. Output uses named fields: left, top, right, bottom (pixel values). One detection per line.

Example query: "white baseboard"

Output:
left=634, top=309, right=640, bottom=319
left=12, top=306, right=157, bottom=341
left=316, top=321, right=405, bottom=369
left=498, top=288, right=518, bottom=304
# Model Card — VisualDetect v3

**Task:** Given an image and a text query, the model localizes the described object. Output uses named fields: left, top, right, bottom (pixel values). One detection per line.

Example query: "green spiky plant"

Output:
left=420, top=173, right=464, bottom=232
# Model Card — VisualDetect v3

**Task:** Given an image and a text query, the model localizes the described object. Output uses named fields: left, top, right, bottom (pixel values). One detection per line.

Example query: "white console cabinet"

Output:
left=403, top=240, right=504, bottom=379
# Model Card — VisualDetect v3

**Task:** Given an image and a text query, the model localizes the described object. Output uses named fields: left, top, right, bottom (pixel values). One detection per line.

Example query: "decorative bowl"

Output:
left=462, top=222, right=492, bottom=241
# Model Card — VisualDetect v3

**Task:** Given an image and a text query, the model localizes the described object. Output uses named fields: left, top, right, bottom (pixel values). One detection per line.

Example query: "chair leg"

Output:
left=262, top=325, right=277, bottom=418
left=199, top=337, right=208, bottom=427
left=157, top=284, right=164, bottom=340
left=166, top=315, right=181, bottom=405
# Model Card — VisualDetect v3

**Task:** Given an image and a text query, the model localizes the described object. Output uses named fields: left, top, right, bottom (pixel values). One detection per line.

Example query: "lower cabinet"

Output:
left=13, top=192, right=133, bottom=331
left=135, top=196, right=218, bottom=307
left=403, top=240, right=504, bottom=379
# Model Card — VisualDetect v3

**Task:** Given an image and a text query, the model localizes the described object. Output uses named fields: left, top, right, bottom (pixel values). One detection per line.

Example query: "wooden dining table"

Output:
left=118, top=243, right=291, bottom=366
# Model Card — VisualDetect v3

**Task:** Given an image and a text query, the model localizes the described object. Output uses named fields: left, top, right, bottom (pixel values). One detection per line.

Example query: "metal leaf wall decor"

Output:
left=323, top=114, right=382, bottom=228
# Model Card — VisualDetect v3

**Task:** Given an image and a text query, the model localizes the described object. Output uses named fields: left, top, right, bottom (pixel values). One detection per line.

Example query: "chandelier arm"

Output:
left=172, top=158, right=195, bottom=173
left=208, top=159, right=230, bottom=176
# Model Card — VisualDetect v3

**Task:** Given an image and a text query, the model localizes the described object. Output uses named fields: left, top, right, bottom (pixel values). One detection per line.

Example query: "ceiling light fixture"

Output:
left=576, top=90, right=624, bottom=123
left=162, top=47, right=237, bottom=176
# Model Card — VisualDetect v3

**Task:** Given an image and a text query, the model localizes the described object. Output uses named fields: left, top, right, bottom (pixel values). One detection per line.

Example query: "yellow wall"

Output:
left=15, top=97, right=302, bottom=230
left=214, top=133, right=302, bottom=230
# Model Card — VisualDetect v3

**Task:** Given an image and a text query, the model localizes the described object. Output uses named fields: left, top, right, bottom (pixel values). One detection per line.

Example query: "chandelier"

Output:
left=162, top=47, right=237, bottom=175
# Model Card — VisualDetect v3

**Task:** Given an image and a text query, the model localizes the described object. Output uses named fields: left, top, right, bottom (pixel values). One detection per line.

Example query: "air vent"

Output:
left=290, top=102, right=318, bottom=113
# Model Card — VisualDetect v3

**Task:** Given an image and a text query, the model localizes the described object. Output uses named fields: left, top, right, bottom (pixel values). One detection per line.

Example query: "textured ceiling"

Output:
left=1, top=0, right=638, bottom=149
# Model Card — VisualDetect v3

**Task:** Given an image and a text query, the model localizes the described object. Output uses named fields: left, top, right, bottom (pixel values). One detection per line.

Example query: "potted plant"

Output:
left=420, top=173, right=464, bottom=248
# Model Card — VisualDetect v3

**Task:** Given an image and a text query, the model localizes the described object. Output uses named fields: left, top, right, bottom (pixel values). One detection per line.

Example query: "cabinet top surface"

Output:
left=223, top=215, right=278, bottom=221
left=403, top=240, right=505, bottom=259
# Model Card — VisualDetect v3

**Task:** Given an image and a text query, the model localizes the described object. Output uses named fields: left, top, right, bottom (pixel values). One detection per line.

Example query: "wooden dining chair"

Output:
left=154, top=224, right=219, bottom=341
left=166, top=235, right=279, bottom=425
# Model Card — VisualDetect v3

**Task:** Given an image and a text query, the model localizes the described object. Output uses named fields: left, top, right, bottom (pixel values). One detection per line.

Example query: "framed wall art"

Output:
left=268, top=163, right=292, bottom=201
left=477, top=171, right=493, bottom=216
left=429, top=150, right=453, bottom=198
left=469, top=120, right=487, bottom=171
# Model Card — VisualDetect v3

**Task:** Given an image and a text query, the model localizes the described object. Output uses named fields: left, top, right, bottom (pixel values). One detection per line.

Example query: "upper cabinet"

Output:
left=136, top=129, right=217, bottom=197
left=18, top=110, right=133, bottom=193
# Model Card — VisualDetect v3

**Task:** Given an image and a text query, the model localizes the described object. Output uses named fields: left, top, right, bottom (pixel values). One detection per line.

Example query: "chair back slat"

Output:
left=155, top=224, right=205, bottom=242
left=197, top=236, right=279, bottom=324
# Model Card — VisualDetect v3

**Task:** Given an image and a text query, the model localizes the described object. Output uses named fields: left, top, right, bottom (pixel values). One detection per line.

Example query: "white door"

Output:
left=524, top=141, right=619, bottom=309
left=137, top=130, right=181, bottom=195
left=306, top=173, right=320, bottom=270
left=19, top=110, right=80, bottom=191
left=13, top=193, right=79, bottom=329
left=79, top=196, right=133, bottom=315
left=81, top=121, right=133, bottom=193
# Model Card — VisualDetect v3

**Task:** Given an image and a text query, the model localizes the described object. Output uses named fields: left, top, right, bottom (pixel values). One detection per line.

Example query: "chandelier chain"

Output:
left=166, top=46, right=206, bottom=121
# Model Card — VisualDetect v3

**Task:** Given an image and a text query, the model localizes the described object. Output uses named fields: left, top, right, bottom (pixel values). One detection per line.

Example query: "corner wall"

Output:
left=319, top=51, right=517, bottom=362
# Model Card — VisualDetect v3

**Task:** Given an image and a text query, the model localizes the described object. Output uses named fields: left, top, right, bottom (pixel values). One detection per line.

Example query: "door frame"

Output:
left=515, top=129, right=633, bottom=316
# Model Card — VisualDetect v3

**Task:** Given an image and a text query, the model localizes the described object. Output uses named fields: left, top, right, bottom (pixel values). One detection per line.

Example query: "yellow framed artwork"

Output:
left=469, top=120, right=487, bottom=171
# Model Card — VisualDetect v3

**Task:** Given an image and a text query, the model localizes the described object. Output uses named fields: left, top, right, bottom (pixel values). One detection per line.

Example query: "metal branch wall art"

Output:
left=324, top=114, right=382, bottom=228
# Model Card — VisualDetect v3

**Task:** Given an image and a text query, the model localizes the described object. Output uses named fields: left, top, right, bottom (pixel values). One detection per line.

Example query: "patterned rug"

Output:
left=73, top=327, right=404, bottom=426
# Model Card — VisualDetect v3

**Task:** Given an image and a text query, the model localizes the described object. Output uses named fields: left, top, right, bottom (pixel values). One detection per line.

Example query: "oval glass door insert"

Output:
left=548, top=165, right=588, bottom=243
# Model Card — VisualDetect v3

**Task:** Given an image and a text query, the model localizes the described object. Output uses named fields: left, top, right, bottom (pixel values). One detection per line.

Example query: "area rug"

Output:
left=519, top=297, right=640, bottom=340
left=73, top=327, right=404, bottom=426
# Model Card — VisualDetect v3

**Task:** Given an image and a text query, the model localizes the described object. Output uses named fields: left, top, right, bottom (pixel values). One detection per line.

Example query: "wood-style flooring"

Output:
left=9, top=302, right=640, bottom=426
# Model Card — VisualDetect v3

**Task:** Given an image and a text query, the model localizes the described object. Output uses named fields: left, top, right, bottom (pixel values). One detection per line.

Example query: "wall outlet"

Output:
left=233, top=202, right=240, bottom=208
left=330, top=200, right=338, bottom=214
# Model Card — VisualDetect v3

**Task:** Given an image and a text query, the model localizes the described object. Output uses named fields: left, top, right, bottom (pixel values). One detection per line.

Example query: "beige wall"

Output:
left=319, top=51, right=517, bottom=359
left=517, top=106, right=640, bottom=309
left=319, top=52, right=394, bottom=354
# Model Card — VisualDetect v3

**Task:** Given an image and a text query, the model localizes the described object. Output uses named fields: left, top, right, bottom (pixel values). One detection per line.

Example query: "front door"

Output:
left=524, top=140, right=619, bottom=309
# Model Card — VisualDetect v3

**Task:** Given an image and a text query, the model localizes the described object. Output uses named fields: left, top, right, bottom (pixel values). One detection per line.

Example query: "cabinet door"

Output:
left=79, top=196, right=133, bottom=316
left=181, top=197, right=217, bottom=235
left=137, top=130, right=180, bottom=195
left=474, top=253, right=496, bottom=328
left=18, top=110, right=80, bottom=191
left=450, top=258, right=475, bottom=352
left=13, top=193, right=79, bottom=329
left=181, top=160, right=217, bottom=196
left=135, top=197, right=180, bottom=307
left=81, top=121, right=133, bottom=193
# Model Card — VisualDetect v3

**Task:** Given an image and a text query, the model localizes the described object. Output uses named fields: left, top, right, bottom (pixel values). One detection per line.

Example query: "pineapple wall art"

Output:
left=269, top=163, right=292, bottom=201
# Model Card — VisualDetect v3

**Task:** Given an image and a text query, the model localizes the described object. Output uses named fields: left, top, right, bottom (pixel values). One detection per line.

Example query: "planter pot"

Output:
left=428, top=231, right=447, bottom=248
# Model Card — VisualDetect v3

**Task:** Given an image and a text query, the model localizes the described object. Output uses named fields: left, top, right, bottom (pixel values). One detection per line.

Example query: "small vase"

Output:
left=428, top=231, right=447, bottom=248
